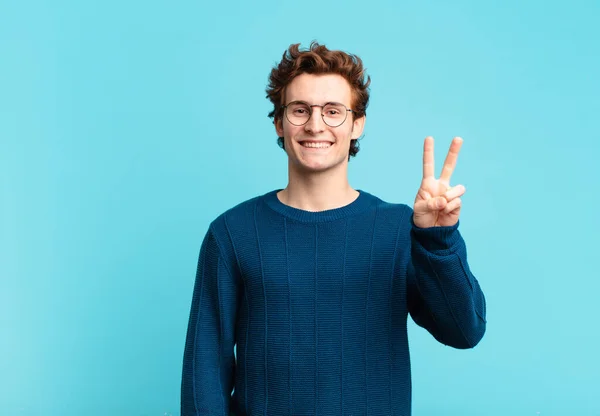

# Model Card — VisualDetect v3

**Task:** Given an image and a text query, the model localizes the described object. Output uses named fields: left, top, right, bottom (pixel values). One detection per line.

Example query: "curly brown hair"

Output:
left=266, top=41, right=371, bottom=160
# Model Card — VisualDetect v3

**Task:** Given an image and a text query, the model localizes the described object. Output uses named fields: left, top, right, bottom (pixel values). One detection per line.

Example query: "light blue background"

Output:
left=2, top=0, right=599, bottom=415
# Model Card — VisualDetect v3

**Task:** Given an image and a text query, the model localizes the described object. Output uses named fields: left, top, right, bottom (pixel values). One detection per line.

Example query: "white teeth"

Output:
left=302, top=142, right=332, bottom=148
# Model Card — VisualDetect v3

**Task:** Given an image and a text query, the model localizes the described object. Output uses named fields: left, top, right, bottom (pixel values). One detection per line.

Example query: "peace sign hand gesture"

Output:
left=413, top=136, right=466, bottom=228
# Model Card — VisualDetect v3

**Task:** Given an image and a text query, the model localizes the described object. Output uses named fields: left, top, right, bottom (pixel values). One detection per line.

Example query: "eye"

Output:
left=324, top=104, right=345, bottom=117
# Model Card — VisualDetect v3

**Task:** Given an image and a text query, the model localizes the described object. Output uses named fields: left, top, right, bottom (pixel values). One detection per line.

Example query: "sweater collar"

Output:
left=262, top=189, right=376, bottom=223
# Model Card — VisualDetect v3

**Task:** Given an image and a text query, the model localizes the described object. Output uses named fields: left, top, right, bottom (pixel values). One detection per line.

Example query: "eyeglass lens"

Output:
left=285, top=102, right=348, bottom=127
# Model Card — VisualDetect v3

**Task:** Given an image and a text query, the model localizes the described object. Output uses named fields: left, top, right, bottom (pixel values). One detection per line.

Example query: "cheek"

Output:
left=337, top=126, right=354, bottom=141
left=285, top=124, right=304, bottom=139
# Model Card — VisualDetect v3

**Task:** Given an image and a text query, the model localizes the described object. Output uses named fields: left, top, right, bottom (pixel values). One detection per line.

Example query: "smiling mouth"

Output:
left=299, top=141, right=333, bottom=148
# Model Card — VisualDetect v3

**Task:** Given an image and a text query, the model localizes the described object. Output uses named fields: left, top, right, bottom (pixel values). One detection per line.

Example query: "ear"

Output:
left=351, top=115, right=366, bottom=140
left=275, top=117, right=284, bottom=138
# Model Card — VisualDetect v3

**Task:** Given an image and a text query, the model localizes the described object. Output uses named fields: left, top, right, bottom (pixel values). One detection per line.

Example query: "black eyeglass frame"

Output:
left=281, top=101, right=355, bottom=127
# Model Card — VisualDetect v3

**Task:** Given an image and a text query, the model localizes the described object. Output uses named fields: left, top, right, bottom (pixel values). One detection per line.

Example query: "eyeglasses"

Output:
left=282, top=101, right=354, bottom=127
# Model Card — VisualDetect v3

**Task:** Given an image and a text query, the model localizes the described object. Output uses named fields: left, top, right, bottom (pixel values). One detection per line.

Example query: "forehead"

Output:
left=285, top=73, right=352, bottom=105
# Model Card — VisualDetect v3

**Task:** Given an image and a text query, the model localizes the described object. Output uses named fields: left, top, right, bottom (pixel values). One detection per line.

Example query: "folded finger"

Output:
left=443, top=197, right=462, bottom=214
left=444, top=184, right=466, bottom=201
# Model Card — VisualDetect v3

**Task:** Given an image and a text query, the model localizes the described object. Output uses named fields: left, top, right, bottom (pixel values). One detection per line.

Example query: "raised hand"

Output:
left=413, top=136, right=466, bottom=228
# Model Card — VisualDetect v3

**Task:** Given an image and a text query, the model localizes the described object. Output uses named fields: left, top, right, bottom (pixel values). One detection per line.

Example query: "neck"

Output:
left=278, top=164, right=359, bottom=212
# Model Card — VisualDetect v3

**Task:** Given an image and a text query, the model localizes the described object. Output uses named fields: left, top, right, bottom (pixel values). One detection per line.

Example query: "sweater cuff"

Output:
left=410, top=217, right=461, bottom=252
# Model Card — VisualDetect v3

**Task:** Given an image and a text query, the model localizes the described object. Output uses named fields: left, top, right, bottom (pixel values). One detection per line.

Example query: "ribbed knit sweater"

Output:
left=181, top=189, right=486, bottom=416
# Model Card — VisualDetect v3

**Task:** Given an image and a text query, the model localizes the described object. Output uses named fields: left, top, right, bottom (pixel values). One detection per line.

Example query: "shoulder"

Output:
left=359, top=191, right=419, bottom=237
left=362, top=190, right=414, bottom=220
left=205, top=189, right=277, bottom=246
left=200, top=191, right=273, bottom=272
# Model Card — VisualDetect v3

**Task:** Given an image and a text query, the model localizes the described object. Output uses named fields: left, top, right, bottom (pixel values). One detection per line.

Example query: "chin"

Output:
left=303, top=164, right=332, bottom=173
left=297, top=157, right=347, bottom=173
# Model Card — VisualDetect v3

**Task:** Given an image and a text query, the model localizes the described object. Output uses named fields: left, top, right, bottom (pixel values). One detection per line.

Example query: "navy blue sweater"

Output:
left=181, top=189, right=486, bottom=415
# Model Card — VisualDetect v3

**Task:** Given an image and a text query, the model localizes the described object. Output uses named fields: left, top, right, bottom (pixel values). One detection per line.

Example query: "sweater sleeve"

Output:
left=407, top=213, right=487, bottom=349
left=181, top=226, right=240, bottom=415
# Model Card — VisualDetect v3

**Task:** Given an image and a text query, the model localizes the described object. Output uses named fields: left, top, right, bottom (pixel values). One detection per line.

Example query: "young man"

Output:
left=181, top=42, right=486, bottom=416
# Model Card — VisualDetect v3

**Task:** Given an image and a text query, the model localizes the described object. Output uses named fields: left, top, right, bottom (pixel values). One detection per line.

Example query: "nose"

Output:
left=304, top=106, right=326, bottom=134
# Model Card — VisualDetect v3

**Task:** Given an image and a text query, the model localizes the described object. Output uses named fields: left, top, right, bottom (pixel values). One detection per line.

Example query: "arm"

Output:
left=407, top=216, right=486, bottom=349
left=181, top=226, right=240, bottom=415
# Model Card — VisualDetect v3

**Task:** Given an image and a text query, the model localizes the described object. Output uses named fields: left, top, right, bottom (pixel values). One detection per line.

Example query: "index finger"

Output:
left=422, top=136, right=435, bottom=179
left=439, top=137, right=463, bottom=183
